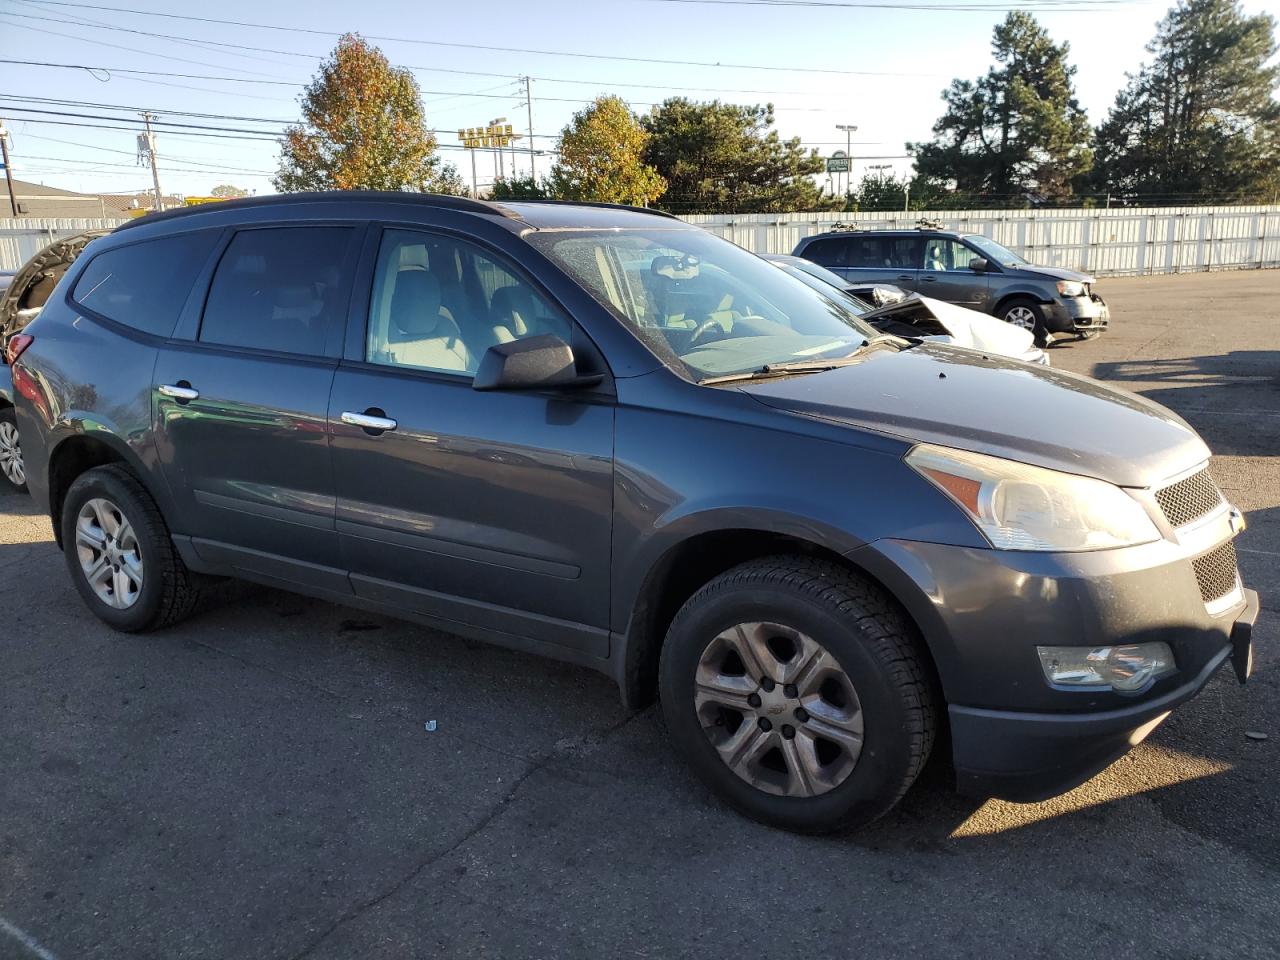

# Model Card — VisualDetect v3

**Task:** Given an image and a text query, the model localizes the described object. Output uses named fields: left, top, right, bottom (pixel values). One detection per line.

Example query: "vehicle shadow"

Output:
left=1092, top=351, right=1280, bottom=458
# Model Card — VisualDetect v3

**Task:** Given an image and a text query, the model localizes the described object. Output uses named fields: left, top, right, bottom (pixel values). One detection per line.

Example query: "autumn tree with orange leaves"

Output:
left=275, top=34, right=463, bottom=194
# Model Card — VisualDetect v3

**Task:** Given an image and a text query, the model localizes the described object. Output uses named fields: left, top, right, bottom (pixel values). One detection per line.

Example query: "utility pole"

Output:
left=139, top=112, right=164, bottom=212
left=0, top=121, right=17, bottom=217
left=523, top=76, right=536, bottom=182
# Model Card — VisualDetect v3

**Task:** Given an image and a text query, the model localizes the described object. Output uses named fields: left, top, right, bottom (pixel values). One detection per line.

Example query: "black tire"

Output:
left=60, top=464, right=201, bottom=632
left=0, top=407, right=27, bottom=494
left=659, top=556, right=937, bottom=833
left=999, top=297, right=1050, bottom=348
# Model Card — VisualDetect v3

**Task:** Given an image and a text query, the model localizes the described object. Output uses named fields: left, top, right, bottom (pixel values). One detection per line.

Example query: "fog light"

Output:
left=1037, top=643, right=1175, bottom=692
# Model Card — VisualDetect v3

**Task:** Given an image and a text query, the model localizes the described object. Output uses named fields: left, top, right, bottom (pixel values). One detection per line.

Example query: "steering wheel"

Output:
left=688, top=317, right=731, bottom=348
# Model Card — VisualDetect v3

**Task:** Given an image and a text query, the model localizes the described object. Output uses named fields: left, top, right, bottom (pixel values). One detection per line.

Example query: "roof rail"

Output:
left=114, top=190, right=518, bottom=232
left=915, top=218, right=945, bottom=230
left=827, top=221, right=866, bottom=232
left=504, top=199, right=682, bottom=220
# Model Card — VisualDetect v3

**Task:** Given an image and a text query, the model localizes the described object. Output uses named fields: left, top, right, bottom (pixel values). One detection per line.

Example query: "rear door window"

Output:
left=72, top=232, right=216, bottom=337
left=199, top=227, right=355, bottom=356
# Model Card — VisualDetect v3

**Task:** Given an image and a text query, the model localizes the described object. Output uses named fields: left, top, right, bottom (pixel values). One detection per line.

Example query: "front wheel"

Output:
left=999, top=298, right=1049, bottom=348
left=659, top=557, right=937, bottom=833
left=0, top=408, right=26, bottom=493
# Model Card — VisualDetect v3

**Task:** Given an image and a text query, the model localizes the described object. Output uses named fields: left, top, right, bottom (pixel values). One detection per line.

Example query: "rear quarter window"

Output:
left=71, top=232, right=217, bottom=338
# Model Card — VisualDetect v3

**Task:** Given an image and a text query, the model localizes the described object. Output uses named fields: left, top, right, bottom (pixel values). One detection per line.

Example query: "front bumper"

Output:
left=950, top=589, right=1257, bottom=801
left=1045, top=294, right=1110, bottom=335
left=849, top=518, right=1259, bottom=803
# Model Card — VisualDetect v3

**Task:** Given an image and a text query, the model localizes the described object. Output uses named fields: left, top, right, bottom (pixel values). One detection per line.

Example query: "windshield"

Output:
left=787, top=259, right=854, bottom=290
left=774, top=263, right=873, bottom=313
left=528, top=228, right=880, bottom=379
left=963, top=235, right=1028, bottom=267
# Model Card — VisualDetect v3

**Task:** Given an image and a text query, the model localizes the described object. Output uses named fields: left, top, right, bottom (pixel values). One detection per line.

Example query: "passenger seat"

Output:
left=383, top=269, right=473, bottom=373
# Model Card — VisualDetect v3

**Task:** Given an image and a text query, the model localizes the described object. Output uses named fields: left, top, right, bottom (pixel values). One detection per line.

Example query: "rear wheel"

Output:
left=659, top=556, right=937, bottom=833
left=0, top=408, right=26, bottom=493
left=61, top=464, right=201, bottom=632
left=1000, top=298, right=1049, bottom=348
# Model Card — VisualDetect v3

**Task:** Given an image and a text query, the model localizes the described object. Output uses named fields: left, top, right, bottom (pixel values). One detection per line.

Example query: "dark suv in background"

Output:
left=12, top=193, right=1255, bottom=833
left=793, top=226, right=1109, bottom=346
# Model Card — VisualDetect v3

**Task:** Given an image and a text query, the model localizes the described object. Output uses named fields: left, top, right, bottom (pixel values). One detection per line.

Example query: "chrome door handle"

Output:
left=341, top=411, right=398, bottom=432
left=158, top=383, right=199, bottom=401
left=920, top=276, right=937, bottom=282
left=896, top=274, right=914, bottom=282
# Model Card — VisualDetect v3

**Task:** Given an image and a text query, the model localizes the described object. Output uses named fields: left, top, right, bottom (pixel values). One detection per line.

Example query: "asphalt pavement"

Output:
left=1, top=269, right=1277, bottom=960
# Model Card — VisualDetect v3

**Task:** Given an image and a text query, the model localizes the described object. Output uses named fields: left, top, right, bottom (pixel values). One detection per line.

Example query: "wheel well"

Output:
left=620, top=530, right=940, bottom=712
left=47, top=436, right=126, bottom=545
left=993, top=292, right=1046, bottom=317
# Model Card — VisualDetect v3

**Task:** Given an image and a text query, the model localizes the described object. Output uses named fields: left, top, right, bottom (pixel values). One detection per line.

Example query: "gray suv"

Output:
left=12, top=194, right=1256, bottom=833
left=793, top=227, right=1109, bottom=346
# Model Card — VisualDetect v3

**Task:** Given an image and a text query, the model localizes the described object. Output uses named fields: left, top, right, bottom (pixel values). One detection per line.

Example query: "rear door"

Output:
left=153, top=223, right=363, bottom=591
left=327, top=226, right=615, bottom=656
left=916, top=237, right=990, bottom=310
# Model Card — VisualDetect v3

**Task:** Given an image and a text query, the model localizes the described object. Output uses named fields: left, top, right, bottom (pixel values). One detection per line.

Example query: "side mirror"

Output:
left=472, top=334, right=602, bottom=392
left=968, top=257, right=989, bottom=273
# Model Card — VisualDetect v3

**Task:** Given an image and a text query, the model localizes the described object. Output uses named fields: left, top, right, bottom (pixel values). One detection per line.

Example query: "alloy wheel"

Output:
left=694, top=621, right=864, bottom=797
left=75, top=497, right=144, bottom=609
left=0, top=420, right=23, bottom=487
left=1004, top=306, right=1037, bottom=331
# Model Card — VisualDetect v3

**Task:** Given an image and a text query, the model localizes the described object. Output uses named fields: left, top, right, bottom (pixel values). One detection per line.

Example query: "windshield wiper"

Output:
left=698, top=345, right=871, bottom=385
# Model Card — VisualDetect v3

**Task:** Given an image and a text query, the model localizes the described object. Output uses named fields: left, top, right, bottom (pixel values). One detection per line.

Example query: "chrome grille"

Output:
left=1155, top=467, right=1223, bottom=528
left=1192, top=540, right=1239, bottom=605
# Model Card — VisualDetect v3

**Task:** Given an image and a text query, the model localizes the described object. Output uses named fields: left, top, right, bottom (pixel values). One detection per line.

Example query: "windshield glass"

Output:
left=774, top=263, right=873, bottom=313
left=787, top=259, right=854, bottom=290
left=528, top=228, right=880, bottom=379
left=963, top=235, right=1028, bottom=267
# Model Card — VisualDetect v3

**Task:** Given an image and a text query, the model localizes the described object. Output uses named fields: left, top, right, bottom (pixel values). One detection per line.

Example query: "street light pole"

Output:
left=835, top=123, right=857, bottom=203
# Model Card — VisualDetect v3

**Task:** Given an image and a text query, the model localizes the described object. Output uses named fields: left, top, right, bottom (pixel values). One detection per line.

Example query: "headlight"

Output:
left=906, top=443, right=1161, bottom=551
left=1038, top=643, right=1175, bottom=692
left=1056, top=280, right=1085, bottom=297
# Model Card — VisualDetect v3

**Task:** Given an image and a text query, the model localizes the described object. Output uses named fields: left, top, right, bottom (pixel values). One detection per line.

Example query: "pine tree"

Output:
left=908, top=12, right=1093, bottom=205
left=1091, top=0, right=1280, bottom=203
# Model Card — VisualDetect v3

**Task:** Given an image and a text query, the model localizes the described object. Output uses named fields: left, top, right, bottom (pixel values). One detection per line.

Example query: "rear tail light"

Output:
left=4, top=334, right=33, bottom=365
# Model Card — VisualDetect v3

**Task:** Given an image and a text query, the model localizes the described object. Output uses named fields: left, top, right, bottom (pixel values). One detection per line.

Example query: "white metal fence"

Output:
left=0, top=218, right=127, bottom=272
left=683, top=205, right=1280, bottom=277
left=4, top=207, right=1280, bottom=277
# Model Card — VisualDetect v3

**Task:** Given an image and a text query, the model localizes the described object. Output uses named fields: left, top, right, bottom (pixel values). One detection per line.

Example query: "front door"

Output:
left=328, top=227, right=615, bottom=657
left=154, top=224, right=362, bottom=591
left=916, top=237, right=990, bottom=310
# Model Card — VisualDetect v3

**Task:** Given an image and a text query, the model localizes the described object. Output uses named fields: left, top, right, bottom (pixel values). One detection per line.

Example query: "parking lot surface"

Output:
left=2, top=269, right=1278, bottom=960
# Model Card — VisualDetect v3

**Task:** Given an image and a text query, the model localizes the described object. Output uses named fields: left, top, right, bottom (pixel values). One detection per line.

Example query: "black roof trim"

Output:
left=505, top=199, right=681, bottom=221
left=114, top=191, right=520, bottom=232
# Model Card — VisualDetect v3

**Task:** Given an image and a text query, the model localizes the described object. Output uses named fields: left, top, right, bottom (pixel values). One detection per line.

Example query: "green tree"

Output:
left=549, top=96, right=666, bottom=206
left=490, top=174, right=552, bottom=201
left=643, top=99, right=830, bottom=213
left=1091, top=0, right=1280, bottom=203
left=209, top=184, right=249, bottom=198
left=853, top=172, right=908, bottom=212
left=275, top=34, right=462, bottom=193
left=909, top=12, right=1093, bottom=205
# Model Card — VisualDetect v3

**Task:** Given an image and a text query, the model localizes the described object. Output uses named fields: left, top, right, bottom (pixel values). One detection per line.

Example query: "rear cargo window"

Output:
left=72, top=232, right=217, bottom=338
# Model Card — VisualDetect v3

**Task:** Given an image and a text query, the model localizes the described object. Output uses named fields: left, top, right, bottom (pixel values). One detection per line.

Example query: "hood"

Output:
left=863, top=295, right=1035, bottom=358
left=1016, top=263, right=1095, bottom=284
left=740, top=342, right=1208, bottom=488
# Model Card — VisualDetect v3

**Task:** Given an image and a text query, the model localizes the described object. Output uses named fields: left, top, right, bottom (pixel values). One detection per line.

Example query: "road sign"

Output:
left=826, top=151, right=850, bottom=174
left=458, top=124, right=522, bottom=149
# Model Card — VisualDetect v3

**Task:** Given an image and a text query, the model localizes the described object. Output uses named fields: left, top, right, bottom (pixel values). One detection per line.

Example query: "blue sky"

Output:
left=0, top=0, right=1274, bottom=199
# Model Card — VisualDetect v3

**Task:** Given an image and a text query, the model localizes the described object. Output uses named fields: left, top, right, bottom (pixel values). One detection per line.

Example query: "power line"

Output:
left=14, top=0, right=948, bottom=76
